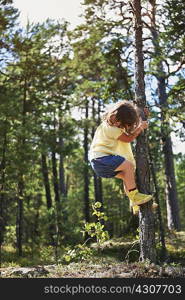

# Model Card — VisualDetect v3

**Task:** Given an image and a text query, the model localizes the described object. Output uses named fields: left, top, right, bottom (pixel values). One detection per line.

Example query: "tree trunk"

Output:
left=16, top=179, right=23, bottom=256
left=41, top=153, right=52, bottom=209
left=51, top=151, right=60, bottom=204
left=149, top=1, right=180, bottom=231
left=84, top=98, right=90, bottom=240
left=93, top=175, right=103, bottom=205
left=159, top=79, right=180, bottom=230
left=91, top=98, right=104, bottom=224
left=132, top=0, right=156, bottom=263
left=58, top=131, right=68, bottom=224
left=93, top=98, right=104, bottom=207
left=148, top=147, right=166, bottom=260
left=16, top=76, right=27, bottom=256
left=0, top=128, right=7, bottom=267
left=163, top=136, right=180, bottom=230
left=51, top=150, right=61, bottom=254
left=41, top=153, right=55, bottom=245
left=59, top=136, right=67, bottom=197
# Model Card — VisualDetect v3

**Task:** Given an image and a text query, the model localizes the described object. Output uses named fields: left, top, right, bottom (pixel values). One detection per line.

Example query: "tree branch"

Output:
left=166, top=59, right=185, bottom=78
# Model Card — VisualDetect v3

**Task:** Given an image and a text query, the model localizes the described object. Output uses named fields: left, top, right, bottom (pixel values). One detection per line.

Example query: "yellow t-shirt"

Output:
left=89, top=121, right=136, bottom=167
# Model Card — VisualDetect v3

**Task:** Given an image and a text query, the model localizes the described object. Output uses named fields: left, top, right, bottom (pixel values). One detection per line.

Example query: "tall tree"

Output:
left=145, top=0, right=182, bottom=230
left=148, top=146, right=166, bottom=259
left=131, top=0, right=156, bottom=262
left=83, top=98, right=90, bottom=237
left=91, top=98, right=103, bottom=207
left=0, top=0, right=19, bottom=259
left=0, top=119, right=7, bottom=267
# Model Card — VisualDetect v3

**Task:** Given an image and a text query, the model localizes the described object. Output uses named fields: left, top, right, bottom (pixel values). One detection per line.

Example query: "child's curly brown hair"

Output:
left=102, top=101, right=140, bottom=134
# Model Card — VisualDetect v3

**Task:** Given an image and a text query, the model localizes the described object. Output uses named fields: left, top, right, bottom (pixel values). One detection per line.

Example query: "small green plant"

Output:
left=62, top=202, right=110, bottom=264
left=125, top=240, right=140, bottom=263
left=83, top=202, right=110, bottom=246
left=63, top=244, right=94, bottom=263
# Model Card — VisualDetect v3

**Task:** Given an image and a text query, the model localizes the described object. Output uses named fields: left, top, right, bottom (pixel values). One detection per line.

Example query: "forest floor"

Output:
left=1, top=231, right=185, bottom=278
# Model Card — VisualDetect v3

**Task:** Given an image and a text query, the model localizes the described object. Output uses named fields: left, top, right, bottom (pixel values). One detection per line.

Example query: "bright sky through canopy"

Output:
left=13, top=0, right=84, bottom=28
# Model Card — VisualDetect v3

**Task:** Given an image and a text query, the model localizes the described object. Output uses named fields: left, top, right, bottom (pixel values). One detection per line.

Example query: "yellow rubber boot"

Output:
left=132, top=205, right=140, bottom=215
left=128, top=189, right=153, bottom=207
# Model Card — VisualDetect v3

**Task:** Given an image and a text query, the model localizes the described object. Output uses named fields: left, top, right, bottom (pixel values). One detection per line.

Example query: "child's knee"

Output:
left=115, top=159, right=135, bottom=173
left=124, top=159, right=135, bottom=170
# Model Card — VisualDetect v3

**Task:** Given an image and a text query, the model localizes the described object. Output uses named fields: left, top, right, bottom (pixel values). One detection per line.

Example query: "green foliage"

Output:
left=62, top=244, right=94, bottom=263
left=61, top=202, right=109, bottom=264
left=40, top=246, right=55, bottom=263
left=0, top=0, right=185, bottom=269
left=83, top=202, right=109, bottom=244
left=3, top=226, right=16, bottom=245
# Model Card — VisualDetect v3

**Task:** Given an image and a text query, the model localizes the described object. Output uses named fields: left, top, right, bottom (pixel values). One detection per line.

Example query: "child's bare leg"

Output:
left=114, top=160, right=152, bottom=206
left=115, top=162, right=156, bottom=214
left=114, top=160, right=136, bottom=191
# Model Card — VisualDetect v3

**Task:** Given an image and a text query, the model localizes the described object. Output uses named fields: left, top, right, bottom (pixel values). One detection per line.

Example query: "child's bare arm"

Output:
left=117, top=121, right=148, bottom=143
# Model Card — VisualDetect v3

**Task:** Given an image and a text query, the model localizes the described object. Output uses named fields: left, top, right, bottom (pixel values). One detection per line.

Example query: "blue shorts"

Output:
left=90, top=155, right=125, bottom=178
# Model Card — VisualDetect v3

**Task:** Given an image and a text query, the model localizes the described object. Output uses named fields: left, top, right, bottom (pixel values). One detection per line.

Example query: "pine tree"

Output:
left=144, top=0, right=182, bottom=230
left=0, top=0, right=19, bottom=263
left=131, top=0, right=156, bottom=263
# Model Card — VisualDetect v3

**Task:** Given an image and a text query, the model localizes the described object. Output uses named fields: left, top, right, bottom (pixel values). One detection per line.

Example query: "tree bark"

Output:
left=59, top=131, right=68, bottom=224
left=51, top=151, right=60, bottom=204
left=41, top=153, right=52, bottom=209
left=84, top=99, right=90, bottom=226
left=163, top=136, right=180, bottom=230
left=51, top=150, right=61, bottom=252
left=59, top=136, right=67, bottom=197
left=0, top=128, right=7, bottom=267
left=148, top=147, right=166, bottom=259
left=158, top=77, right=180, bottom=230
left=16, top=179, right=23, bottom=256
left=16, top=75, right=27, bottom=256
left=41, top=153, right=55, bottom=245
left=132, top=0, right=156, bottom=263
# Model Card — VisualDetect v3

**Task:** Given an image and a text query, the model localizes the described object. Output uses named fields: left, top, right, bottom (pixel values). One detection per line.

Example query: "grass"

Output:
left=0, top=244, right=57, bottom=268
left=164, top=230, right=185, bottom=264
left=0, top=231, right=185, bottom=277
